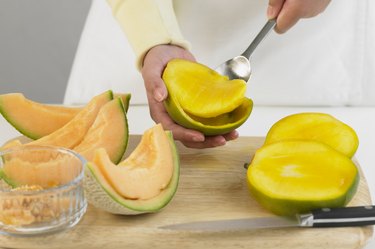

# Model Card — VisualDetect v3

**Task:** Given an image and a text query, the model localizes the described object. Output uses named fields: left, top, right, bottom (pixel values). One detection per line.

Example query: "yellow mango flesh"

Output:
left=247, top=140, right=359, bottom=216
left=163, top=59, right=252, bottom=135
left=264, top=112, right=359, bottom=158
left=163, top=59, right=246, bottom=118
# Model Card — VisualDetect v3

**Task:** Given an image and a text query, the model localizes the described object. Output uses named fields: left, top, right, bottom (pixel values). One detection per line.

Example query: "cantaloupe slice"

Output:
left=84, top=124, right=180, bottom=214
left=28, top=90, right=113, bottom=148
left=264, top=112, right=359, bottom=158
left=74, top=97, right=129, bottom=164
left=247, top=140, right=359, bottom=216
left=0, top=92, right=131, bottom=139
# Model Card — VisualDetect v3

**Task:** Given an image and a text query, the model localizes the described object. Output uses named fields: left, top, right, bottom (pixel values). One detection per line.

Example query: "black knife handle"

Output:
left=311, top=206, right=375, bottom=227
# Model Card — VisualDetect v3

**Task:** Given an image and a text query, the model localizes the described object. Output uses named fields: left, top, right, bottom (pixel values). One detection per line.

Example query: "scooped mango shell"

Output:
left=164, top=93, right=253, bottom=136
left=162, top=59, right=247, bottom=118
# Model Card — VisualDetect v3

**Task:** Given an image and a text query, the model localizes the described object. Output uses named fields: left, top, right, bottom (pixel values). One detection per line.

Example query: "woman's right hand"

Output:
left=141, top=44, right=239, bottom=148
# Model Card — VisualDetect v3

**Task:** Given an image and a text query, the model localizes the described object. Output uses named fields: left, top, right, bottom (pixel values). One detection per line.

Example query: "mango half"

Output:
left=264, top=113, right=359, bottom=158
left=247, top=140, right=359, bottom=216
left=162, top=59, right=253, bottom=135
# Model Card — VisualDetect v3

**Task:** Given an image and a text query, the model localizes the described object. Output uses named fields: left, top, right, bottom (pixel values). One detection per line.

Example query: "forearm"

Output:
left=107, top=0, right=190, bottom=69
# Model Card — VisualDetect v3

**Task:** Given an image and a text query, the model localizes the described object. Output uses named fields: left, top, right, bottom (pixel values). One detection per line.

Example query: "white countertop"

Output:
left=1, top=105, right=374, bottom=248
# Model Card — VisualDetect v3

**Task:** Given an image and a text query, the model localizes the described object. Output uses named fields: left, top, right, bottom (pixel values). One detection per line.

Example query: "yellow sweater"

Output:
left=106, top=0, right=190, bottom=70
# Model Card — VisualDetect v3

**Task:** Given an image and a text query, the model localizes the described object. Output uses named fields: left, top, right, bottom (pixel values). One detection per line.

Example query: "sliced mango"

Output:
left=264, top=112, right=359, bottom=158
left=163, top=59, right=252, bottom=135
left=247, top=140, right=359, bottom=216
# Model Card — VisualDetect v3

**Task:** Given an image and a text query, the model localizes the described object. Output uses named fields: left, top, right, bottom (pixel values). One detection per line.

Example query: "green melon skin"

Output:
left=0, top=92, right=130, bottom=140
left=84, top=132, right=180, bottom=215
left=164, top=94, right=253, bottom=136
left=74, top=97, right=129, bottom=164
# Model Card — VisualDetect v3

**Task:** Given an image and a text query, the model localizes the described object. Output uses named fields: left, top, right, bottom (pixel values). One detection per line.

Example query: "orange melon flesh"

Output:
left=2, top=149, right=82, bottom=188
left=96, top=124, right=174, bottom=200
left=163, top=59, right=247, bottom=118
left=264, top=112, right=359, bottom=158
left=74, top=97, right=128, bottom=164
left=85, top=129, right=180, bottom=214
left=28, top=90, right=113, bottom=148
left=0, top=93, right=130, bottom=140
left=0, top=93, right=81, bottom=139
left=247, top=140, right=359, bottom=216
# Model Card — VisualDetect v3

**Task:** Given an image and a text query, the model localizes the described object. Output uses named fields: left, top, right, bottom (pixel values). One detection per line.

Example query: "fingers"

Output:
left=267, top=0, right=285, bottom=19
left=269, top=0, right=332, bottom=34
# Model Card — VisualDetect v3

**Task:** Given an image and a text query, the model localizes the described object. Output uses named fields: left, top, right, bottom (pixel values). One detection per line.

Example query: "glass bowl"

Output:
left=0, top=145, right=87, bottom=236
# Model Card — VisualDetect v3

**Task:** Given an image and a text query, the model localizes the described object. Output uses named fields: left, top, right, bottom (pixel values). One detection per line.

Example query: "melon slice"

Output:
left=264, top=112, right=359, bottom=158
left=247, top=140, right=359, bottom=216
left=84, top=124, right=180, bottom=214
left=28, top=90, right=113, bottom=148
left=1, top=149, right=83, bottom=188
left=74, top=97, right=129, bottom=164
left=0, top=92, right=130, bottom=139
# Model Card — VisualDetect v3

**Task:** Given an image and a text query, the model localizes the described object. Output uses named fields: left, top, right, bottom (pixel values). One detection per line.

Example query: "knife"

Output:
left=160, top=206, right=375, bottom=231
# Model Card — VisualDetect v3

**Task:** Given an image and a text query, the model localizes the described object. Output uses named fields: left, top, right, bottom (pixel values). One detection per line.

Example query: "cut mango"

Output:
left=84, top=124, right=180, bottom=214
left=163, top=59, right=252, bottom=135
left=247, top=140, right=359, bottom=216
left=264, top=112, right=359, bottom=158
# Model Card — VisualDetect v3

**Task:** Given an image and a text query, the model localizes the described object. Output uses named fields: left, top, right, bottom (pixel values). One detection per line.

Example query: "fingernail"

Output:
left=192, top=135, right=204, bottom=142
left=267, top=5, right=276, bottom=19
left=154, top=89, right=165, bottom=102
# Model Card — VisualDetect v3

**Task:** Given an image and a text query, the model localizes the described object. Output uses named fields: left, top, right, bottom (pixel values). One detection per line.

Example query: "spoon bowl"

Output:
left=215, top=19, right=276, bottom=82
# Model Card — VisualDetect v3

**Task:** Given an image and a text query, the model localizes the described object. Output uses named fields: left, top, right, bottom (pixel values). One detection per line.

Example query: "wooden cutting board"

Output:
left=0, top=136, right=373, bottom=249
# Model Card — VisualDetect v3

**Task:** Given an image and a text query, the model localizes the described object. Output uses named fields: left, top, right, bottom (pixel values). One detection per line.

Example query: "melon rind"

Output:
left=0, top=92, right=130, bottom=140
left=74, top=97, right=129, bottom=164
left=84, top=131, right=180, bottom=215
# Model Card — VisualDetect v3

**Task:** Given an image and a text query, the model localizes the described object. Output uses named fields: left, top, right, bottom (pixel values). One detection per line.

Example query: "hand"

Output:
left=267, top=0, right=331, bottom=33
left=141, top=44, right=239, bottom=148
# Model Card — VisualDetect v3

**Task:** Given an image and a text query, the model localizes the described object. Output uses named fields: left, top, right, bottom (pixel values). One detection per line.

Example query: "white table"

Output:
left=1, top=105, right=374, bottom=248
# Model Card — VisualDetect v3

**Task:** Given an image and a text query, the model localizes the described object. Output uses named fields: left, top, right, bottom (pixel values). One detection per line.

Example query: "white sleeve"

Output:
left=106, top=0, right=191, bottom=70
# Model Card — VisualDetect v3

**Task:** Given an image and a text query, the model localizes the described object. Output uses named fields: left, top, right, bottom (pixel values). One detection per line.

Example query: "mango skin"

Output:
left=164, top=95, right=253, bottom=136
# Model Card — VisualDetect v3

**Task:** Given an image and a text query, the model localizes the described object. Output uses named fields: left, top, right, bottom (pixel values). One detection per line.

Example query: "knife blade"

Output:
left=160, top=205, right=375, bottom=231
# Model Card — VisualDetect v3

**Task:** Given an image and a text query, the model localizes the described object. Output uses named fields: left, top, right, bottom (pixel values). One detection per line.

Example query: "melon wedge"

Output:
left=84, top=124, right=180, bottom=214
left=74, top=97, right=128, bottom=164
left=0, top=93, right=81, bottom=139
left=28, top=90, right=113, bottom=148
left=264, top=112, right=359, bottom=158
left=0, top=93, right=130, bottom=139
left=247, top=140, right=359, bottom=216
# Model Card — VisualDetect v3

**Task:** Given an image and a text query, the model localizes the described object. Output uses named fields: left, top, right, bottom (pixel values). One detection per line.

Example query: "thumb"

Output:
left=267, top=0, right=284, bottom=19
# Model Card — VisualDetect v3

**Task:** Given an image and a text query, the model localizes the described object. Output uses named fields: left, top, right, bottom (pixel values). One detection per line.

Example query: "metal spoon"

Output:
left=215, top=19, right=276, bottom=82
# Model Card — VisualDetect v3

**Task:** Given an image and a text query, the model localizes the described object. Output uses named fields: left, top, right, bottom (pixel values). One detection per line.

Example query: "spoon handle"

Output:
left=241, top=19, right=276, bottom=59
